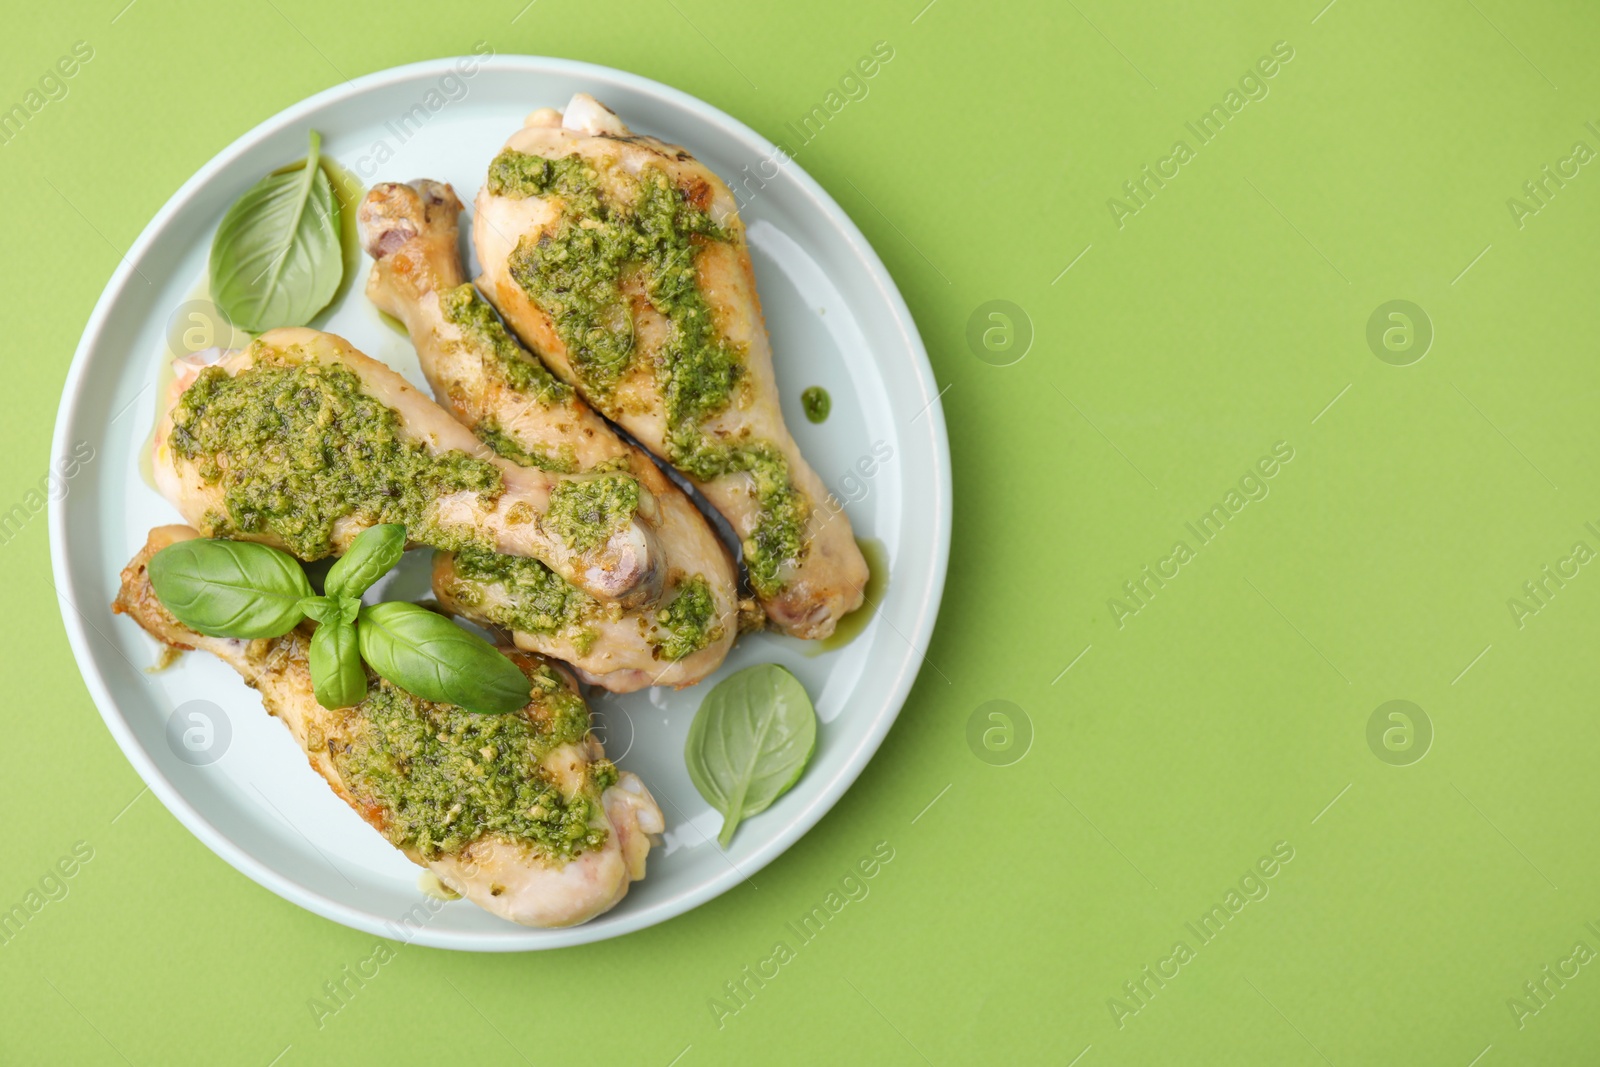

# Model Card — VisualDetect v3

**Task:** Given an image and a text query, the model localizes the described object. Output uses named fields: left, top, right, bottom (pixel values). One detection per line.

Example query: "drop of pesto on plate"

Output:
left=801, top=386, right=831, bottom=423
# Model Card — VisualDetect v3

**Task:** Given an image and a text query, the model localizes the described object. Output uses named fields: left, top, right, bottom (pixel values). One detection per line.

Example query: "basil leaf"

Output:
left=356, top=602, right=530, bottom=714
left=148, top=538, right=313, bottom=638
left=209, top=129, right=344, bottom=332
left=684, top=664, right=817, bottom=848
left=325, top=524, right=406, bottom=600
left=299, top=595, right=360, bottom=627
left=309, top=620, right=367, bottom=709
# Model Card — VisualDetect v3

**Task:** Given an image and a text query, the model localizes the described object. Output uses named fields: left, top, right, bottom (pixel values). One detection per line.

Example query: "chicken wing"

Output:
left=113, top=525, right=664, bottom=928
left=358, top=180, right=739, bottom=690
left=472, top=95, right=869, bottom=639
left=151, top=327, right=662, bottom=607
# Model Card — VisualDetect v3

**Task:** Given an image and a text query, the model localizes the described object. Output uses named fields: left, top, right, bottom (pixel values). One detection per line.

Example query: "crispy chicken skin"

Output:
left=150, top=327, right=663, bottom=608
left=113, top=525, right=664, bottom=928
left=473, top=95, right=869, bottom=639
left=358, top=180, right=740, bottom=690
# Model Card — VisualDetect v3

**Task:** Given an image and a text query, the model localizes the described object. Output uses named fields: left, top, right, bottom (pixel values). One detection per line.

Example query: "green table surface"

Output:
left=5, top=0, right=1600, bottom=1063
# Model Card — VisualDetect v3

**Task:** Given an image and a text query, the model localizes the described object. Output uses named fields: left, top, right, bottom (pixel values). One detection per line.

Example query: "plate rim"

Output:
left=48, top=53, right=951, bottom=951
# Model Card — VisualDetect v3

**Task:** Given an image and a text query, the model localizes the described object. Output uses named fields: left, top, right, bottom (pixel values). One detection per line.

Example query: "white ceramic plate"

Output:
left=49, top=56, right=949, bottom=950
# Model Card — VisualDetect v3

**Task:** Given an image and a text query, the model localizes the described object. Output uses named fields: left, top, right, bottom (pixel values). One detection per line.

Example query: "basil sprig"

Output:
left=146, top=525, right=530, bottom=714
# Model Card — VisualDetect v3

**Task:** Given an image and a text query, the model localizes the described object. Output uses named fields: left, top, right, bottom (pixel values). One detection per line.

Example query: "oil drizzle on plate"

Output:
left=376, top=308, right=411, bottom=337
left=417, top=870, right=461, bottom=901
left=138, top=282, right=252, bottom=492
left=316, top=156, right=368, bottom=321
left=819, top=537, right=887, bottom=651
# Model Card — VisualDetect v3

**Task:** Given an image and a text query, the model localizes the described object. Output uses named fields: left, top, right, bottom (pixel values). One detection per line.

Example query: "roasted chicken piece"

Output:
left=472, top=94, right=869, bottom=639
left=114, top=525, right=664, bottom=928
left=358, top=180, right=739, bottom=690
left=152, top=327, right=662, bottom=608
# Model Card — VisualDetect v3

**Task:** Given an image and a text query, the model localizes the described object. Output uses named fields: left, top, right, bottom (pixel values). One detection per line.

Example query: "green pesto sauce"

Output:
left=170, top=355, right=501, bottom=559
left=445, top=544, right=596, bottom=649
left=546, top=473, right=640, bottom=553
left=801, top=386, right=831, bottom=423
left=438, top=283, right=570, bottom=405
left=494, top=154, right=648, bottom=390
left=334, top=668, right=613, bottom=860
left=673, top=440, right=809, bottom=599
left=489, top=149, right=809, bottom=598
left=474, top=421, right=577, bottom=474
left=651, top=575, right=722, bottom=660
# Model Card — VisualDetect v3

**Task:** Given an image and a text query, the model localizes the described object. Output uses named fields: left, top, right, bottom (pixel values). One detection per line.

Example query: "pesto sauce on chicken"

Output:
left=169, top=352, right=501, bottom=559
left=438, top=283, right=570, bottom=405
left=443, top=544, right=598, bottom=650
left=334, top=666, right=615, bottom=859
left=546, top=473, right=640, bottom=553
left=487, top=149, right=809, bottom=598
left=473, top=421, right=577, bottom=474
left=651, top=575, right=722, bottom=660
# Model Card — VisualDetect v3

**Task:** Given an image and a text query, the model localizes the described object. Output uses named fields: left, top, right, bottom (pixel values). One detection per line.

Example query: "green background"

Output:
left=4, top=0, right=1599, bottom=1063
